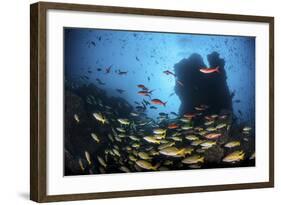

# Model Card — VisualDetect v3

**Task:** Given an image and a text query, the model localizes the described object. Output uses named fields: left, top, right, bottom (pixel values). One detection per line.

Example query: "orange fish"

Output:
left=205, top=133, right=221, bottom=139
left=151, top=99, right=167, bottom=106
left=199, top=66, right=219, bottom=74
left=137, top=84, right=148, bottom=90
left=168, top=123, right=178, bottom=129
left=138, top=90, right=153, bottom=96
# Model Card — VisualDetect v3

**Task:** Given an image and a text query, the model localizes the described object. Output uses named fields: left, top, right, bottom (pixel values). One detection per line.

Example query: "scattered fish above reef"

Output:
left=137, top=84, right=148, bottom=90
left=163, top=70, right=176, bottom=77
left=151, top=99, right=167, bottom=106
left=118, top=70, right=128, bottom=75
left=138, top=90, right=153, bottom=97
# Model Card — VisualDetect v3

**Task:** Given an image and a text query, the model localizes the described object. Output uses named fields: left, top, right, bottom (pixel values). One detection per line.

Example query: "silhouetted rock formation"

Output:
left=174, top=52, right=233, bottom=115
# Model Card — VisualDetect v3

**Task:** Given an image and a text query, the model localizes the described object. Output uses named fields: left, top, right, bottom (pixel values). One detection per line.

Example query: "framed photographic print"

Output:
left=30, top=2, right=274, bottom=202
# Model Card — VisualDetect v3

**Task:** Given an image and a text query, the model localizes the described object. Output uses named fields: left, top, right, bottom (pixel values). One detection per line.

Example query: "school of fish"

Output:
left=71, top=92, right=255, bottom=174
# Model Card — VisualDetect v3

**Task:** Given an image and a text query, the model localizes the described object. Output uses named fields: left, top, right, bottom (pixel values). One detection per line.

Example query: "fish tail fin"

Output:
left=164, top=102, right=167, bottom=106
left=152, top=163, right=161, bottom=170
left=149, top=89, right=155, bottom=94
left=177, top=149, right=186, bottom=157
left=162, top=131, right=167, bottom=138
left=240, top=152, right=245, bottom=160
left=200, top=157, right=204, bottom=163
left=216, top=66, right=220, bottom=73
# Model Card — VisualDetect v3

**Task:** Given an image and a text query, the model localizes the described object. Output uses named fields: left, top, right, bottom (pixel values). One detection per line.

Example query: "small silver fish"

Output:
left=74, top=114, right=79, bottom=123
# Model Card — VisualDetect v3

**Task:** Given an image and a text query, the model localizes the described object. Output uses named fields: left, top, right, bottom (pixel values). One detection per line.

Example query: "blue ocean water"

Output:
left=64, top=28, right=255, bottom=125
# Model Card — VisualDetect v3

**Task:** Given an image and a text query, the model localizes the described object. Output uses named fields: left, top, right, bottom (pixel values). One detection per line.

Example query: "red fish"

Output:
left=199, top=66, right=219, bottom=74
left=137, top=84, right=148, bottom=90
left=163, top=70, right=176, bottom=77
left=151, top=99, right=167, bottom=106
left=204, top=133, right=221, bottom=139
left=138, top=90, right=153, bottom=96
left=168, top=123, right=178, bottom=129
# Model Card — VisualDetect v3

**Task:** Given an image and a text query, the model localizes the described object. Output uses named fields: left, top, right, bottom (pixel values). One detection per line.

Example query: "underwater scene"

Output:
left=64, top=27, right=256, bottom=176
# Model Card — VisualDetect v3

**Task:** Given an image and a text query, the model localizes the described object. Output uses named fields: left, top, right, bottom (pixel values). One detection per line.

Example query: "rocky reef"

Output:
left=174, top=52, right=233, bottom=115
left=64, top=83, right=135, bottom=175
